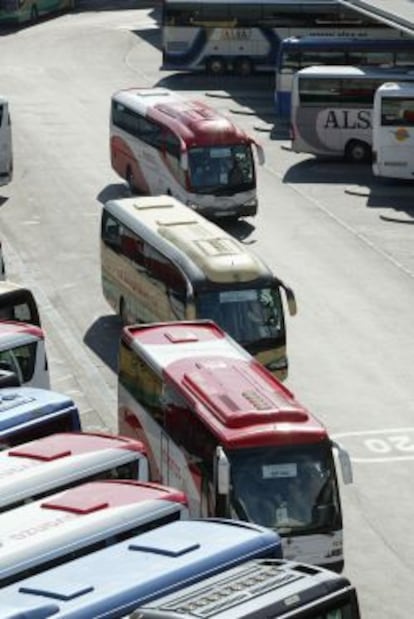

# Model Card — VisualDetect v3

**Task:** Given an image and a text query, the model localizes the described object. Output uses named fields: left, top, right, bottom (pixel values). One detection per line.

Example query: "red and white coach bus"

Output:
left=110, top=87, right=265, bottom=220
left=118, top=320, right=353, bottom=573
left=0, top=479, right=188, bottom=588
left=0, top=320, right=49, bottom=388
left=0, top=431, right=149, bottom=512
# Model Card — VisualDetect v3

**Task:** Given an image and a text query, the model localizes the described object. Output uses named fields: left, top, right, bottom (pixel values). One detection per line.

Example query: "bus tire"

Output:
left=206, top=57, right=226, bottom=76
left=345, top=140, right=371, bottom=163
left=235, top=57, right=253, bottom=77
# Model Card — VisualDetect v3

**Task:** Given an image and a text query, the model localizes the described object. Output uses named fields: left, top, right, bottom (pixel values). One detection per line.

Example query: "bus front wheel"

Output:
left=235, top=57, right=253, bottom=77
left=345, top=140, right=371, bottom=163
left=206, top=57, right=226, bottom=76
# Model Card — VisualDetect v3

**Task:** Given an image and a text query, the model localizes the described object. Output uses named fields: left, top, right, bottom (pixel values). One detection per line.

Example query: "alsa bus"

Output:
left=372, top=81, right=414, bottom=180
left=0, top=96, right=12, bottom=186
left=0, top=0, right=73, bottom=25
left=275, top=35, right=414, bottom=118
left=110, top=87, right=264, bottom=220
left=0, top=519, right=282, bottom=618
left=118, top=320, right=353, bottom=572
left=290, top=65, right=414, bottom=162
left=161, top=0, right=404, bottom=76
left=0, top=431, right=150, bottom=512
left=0, top=320, right=49, bottom=388
left=0, top=479, right=188, bottom=588
left=101, top=196, right=297, bottom=379
left=0, top=387, right=81, bottom=449
left=0, top=280, right=41, bottom=326
left=132, top=558, right=360, bottom=619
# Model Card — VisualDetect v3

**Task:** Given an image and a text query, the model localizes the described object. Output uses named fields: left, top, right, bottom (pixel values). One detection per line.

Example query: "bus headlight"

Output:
left=266, top=357, right=287, bottom=372
left=243, top=197, right=257, bottom=208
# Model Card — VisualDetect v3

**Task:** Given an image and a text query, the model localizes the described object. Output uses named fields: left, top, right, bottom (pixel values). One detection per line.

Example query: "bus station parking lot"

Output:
left=1, top=4, right=414, bottom=616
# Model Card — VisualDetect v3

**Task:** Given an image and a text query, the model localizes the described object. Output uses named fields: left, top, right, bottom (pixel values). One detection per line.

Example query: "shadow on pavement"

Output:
left=84, top=314, right=122, bottom=374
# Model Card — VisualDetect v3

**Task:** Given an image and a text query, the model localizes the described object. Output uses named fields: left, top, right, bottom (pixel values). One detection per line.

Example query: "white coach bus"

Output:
left=0, top=431, right=149, bottom=512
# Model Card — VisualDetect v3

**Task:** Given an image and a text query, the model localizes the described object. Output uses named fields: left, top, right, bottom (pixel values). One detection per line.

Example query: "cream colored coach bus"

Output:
left=101, top=195, right=296, bottom=379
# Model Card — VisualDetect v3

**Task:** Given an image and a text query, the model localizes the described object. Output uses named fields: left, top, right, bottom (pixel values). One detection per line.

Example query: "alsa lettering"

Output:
left=324, top=110, right=371, bottom=129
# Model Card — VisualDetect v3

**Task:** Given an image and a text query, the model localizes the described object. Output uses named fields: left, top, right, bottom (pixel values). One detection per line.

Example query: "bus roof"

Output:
left=0, top=431, right=147, bottom=509
left=376, top=80, right=414, bottom=94
left=112, top=88, right=250, bottom=148
left=0, top=320, right=44, bottom=350
left=0, top=479, right=187, bottom=586
left=131, top=558, right=358, bottom=619
left=296, top=64, right=414, bottom=78
left=104, top=196, right=272, bottom=285
left=0, top=388, right=77, bottom=434
left=0, top=519, right=282, bottom=619
left=0, top=280, right=31, bottom=295
left=123, top=321, right=327, bottom=449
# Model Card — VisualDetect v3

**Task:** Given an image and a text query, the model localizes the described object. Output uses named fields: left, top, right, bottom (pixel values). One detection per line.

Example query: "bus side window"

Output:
left=102, top=213, right=121, bottom=252
left=107, top=461, right=139, bottom=480
left=12, top=342, right=36, bottom=383
left=144, top=245, right=187, bottom=320
left=0, top=351, right=21, bottom=382
left=164, top=130, right=186, bottom=185
left=137, top=117, right=163, bottom=150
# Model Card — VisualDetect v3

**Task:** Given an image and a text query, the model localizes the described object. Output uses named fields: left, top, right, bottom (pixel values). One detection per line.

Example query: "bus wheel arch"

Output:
left=206, top=56, right=226, bottom=76
left=234, top=57, right=254, bottom=77
left=344, top=139, right=371, bottom=163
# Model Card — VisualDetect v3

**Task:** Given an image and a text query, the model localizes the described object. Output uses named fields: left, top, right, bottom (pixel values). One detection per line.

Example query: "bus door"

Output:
left=0, top=100, right=12, bottom=187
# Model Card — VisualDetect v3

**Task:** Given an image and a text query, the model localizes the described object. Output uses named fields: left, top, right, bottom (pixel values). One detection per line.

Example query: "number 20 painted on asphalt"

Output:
left=365, top=435, right=414, bottom=454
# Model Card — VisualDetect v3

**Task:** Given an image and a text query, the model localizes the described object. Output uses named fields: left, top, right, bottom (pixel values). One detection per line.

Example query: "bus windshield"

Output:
left=188, top=144, right=254, bottom=194
left=195, top=287, right=283, bottom=346
left=229, top=442, right=341, bottom=536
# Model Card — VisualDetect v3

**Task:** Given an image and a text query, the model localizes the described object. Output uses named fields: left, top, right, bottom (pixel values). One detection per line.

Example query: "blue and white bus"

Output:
left=0, top=479, right=188, bottom=588
left=161, top=0, right=404, bottom=76
left=372, top=80, right=414, bottom=180
left=290, top=65, right=414, bottom=162
left=0, top=387, right=81, bottom=449
left=132, top=558, right=360, bottom=619
left=0, top=519, right=282, bottom=618
left=275, top=36, right=414, bottom=117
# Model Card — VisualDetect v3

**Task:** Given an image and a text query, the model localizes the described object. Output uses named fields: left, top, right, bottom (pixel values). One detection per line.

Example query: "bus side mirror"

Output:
left=215, top=446, right=230, bottom=495
left=138, top=455, right=150, bottom=483
left=253, top=142, right=265, bottom=166
left=332, top=441, right=353, bottom=485
left=284, top=286, right=297, bottom=316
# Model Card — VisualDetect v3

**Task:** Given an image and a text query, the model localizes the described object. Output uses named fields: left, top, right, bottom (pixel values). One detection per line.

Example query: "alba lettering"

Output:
left=324, top=110, right=371, bottom=130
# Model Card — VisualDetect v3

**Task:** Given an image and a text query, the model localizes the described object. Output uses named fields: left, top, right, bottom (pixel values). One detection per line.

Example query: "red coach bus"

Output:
left=110, top=87, right=265, bottom=220
left=118, top=320, right=353, bottom=573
